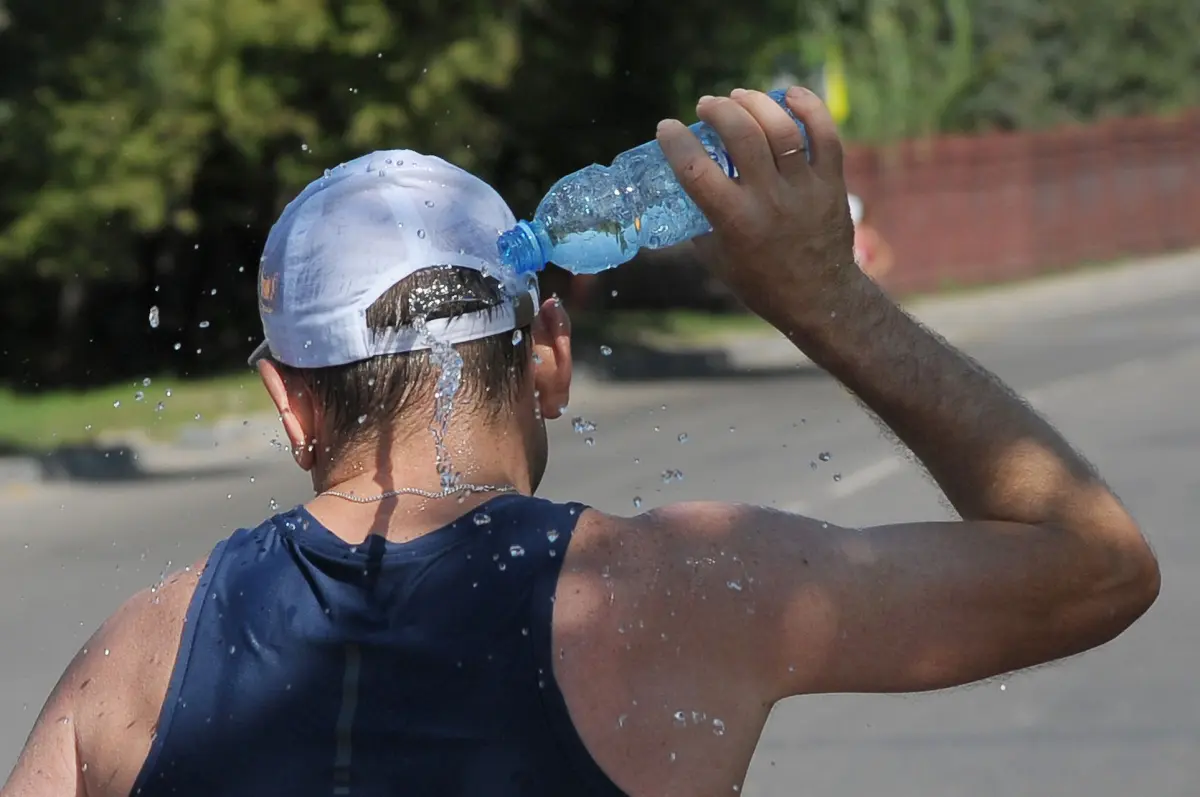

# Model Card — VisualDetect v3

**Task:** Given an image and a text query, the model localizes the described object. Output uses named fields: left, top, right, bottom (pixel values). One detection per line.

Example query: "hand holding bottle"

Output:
left=655, top=87, right=860, bottom=332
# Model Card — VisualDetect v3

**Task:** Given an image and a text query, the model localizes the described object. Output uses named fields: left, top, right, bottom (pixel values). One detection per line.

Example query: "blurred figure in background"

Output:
left=849, top=192, right=894, bottom=282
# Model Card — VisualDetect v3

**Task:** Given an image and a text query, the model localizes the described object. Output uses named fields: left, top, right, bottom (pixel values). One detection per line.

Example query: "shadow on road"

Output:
left=577, top=340, right=827, bottom=383
left=1, top=443, right=257, bottom=484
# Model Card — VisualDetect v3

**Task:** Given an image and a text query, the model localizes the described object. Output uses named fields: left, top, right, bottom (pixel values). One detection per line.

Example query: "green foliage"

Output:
left=0, top=0, right=1195, bottom=392
left=808, top=0, right=1200, bottom=140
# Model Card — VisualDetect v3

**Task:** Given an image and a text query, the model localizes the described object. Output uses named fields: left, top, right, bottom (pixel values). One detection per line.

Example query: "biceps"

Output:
left=763, top=521, right=1117, bottom=697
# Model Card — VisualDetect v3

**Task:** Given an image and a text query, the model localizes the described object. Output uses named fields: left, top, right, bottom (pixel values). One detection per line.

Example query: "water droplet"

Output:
left=585, top=437, right=595, bottom=447
left=832, top=473, right=842, bottom=482
left=424, top=200, right=436, bottom=208
left=269, top=498, right=279, bottom=511
left=103, top=649, right=110, bottom=656
left=727, top=580, right=742, bottom=591
left=229, top=645, right=236, bottom=655
left=572, top=417, right=597, bottom=434
left=357, top=414, right=368, bottom=424
left=301, top=143, right=309, bottom=152
left=194, top=413, right=201, bottom=421
left=729, top=425, right=736, bottom=433
left=1000, top=683, right=1007, bottom=692
left=632, top=496, right=643, bottom=509
left=673, top=711, right=687, bottom=727
left=498, top=562, right=507, bottom=572
left=58, top=716, right=70, bottom=725
left=143, top=377, right=152, bottom=387
left=165, top=389, right=173, bottom=397
left=512, top=329, right=523, bottom=345
left=661, top=469, right=684, bottom=483
left=510, top=545, right=526, bottom=558
left=474, top=513, right=491, bottom=526
left=198, top=320, right=210, bottom=329
left=546, top=529, right=560, bottom=543
left=617, top=714, right=628, bottom=728
left=600, top=345, right=613, bottom=356
left=173, top=342, right=182, bottom=351
left=113, top=400, right=121, bottom=408
left=155, top=402, right=165, bottom=412
left=148, top=306, right=160, bottom=328
left=818, top=452, right=832, bottom=462
left=677, top=433, right=689, bottom=443
left=134, top=390, right=145, bottom=402
left=417, top=229, right=426, bottom=239
left=84, top=424, right=92, bottom=431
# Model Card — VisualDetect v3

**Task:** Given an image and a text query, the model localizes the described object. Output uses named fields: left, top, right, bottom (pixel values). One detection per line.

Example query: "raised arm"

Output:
left=640, top=87, right=1159, bottom=699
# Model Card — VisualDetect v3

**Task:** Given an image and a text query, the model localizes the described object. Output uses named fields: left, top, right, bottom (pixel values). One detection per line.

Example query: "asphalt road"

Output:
left=1, top=263, right=1198, bottom=795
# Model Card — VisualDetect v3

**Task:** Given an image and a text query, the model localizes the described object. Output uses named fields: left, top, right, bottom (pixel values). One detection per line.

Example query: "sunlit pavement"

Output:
left=2, top=263, right=1199, bottom=795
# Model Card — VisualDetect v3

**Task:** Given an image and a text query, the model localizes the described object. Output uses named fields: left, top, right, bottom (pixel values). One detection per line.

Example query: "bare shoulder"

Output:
left=71, top=559, right=207, bottom=797
left=550, top=504, right=790, bottom=796
left=2, top=557, right=207, bottom=797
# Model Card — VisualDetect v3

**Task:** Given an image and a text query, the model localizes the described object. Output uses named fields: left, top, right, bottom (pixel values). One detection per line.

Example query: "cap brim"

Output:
left=247, top=340, right=270, bottom=368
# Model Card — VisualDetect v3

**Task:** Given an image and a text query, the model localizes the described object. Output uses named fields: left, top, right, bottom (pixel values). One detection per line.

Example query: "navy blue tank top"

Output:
left=132, top=494, right=627, bottom=797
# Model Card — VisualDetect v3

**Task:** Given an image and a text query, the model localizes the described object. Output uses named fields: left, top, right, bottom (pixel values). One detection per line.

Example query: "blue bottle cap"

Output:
left=497, top=221, right=546, bottom=275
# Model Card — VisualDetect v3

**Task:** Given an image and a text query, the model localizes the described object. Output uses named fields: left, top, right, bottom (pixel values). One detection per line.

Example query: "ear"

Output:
left=257, top=359, right=318, bottom=471
left=530, top=297, right=573, bottom=420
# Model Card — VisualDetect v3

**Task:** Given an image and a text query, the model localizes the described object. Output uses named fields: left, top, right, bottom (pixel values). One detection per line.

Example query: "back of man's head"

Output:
left=248, top=151, right=550, bottom=469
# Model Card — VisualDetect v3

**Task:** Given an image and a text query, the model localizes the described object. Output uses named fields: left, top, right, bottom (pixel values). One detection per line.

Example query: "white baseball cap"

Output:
left=249, top=149, right=540, bottom=369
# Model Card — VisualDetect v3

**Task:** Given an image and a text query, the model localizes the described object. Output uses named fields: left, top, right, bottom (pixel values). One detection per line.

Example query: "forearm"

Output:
left=780, top=269, right=1120, bottom=529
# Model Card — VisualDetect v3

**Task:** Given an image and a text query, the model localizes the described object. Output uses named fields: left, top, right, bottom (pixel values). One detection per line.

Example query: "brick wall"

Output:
left=845, top=110, right=1200, bottom=294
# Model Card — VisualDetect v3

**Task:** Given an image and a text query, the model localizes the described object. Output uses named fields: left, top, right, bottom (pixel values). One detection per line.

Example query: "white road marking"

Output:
left=828, top=457, right=905, bottom=500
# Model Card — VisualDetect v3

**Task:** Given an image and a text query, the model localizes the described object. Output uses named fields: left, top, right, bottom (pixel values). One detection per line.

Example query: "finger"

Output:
left=696, top=94, right=777, bottom=186
left=782, top=86, right=844, bottom=181
left=732, top=89, right=810, bottom=177
left=656, top=117, right=740, bottom=224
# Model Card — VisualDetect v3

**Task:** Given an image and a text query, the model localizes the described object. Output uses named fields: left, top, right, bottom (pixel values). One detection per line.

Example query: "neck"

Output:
left=304, top=422, right=536, bottom=545
left=315, top=418, right=535, bottom=497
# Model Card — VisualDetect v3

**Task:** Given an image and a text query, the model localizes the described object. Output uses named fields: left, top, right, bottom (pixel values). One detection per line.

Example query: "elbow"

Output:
left=1101, top=520, right=1161, bottom=633
left=1127, top=536, right=1161, bottom=620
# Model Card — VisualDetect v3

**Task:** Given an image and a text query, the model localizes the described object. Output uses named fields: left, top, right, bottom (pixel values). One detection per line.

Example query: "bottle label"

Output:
left=705, top=145, right=738, bottom=179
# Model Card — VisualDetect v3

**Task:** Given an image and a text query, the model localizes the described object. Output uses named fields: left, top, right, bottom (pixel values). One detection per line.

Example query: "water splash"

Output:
left=412, top=315, right=464, bottom=492
left=148, top=306, right=160, bottom=329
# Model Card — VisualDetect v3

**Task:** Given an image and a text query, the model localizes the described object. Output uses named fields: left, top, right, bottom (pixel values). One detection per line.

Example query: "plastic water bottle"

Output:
left=497, top=89, right=809, bottom=276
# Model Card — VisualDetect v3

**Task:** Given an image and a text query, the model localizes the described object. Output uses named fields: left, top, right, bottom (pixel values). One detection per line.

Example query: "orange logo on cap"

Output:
left=259, top=272, right=279, bottom=314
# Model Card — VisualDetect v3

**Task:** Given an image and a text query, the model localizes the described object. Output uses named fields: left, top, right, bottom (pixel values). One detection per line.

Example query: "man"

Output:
left=3, top=88, right=1159, bottom=797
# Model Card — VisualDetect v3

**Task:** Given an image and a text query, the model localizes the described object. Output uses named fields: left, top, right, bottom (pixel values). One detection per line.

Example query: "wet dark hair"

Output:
left=283, top=266, right=532, bottom=460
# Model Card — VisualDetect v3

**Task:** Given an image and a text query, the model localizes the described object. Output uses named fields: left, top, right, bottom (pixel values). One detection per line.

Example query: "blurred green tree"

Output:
left=0, top=0, right=1196, bottom=390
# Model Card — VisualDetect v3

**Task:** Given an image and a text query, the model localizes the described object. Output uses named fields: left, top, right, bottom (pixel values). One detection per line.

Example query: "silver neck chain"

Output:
left=318, top=482, right=518, bottom=504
